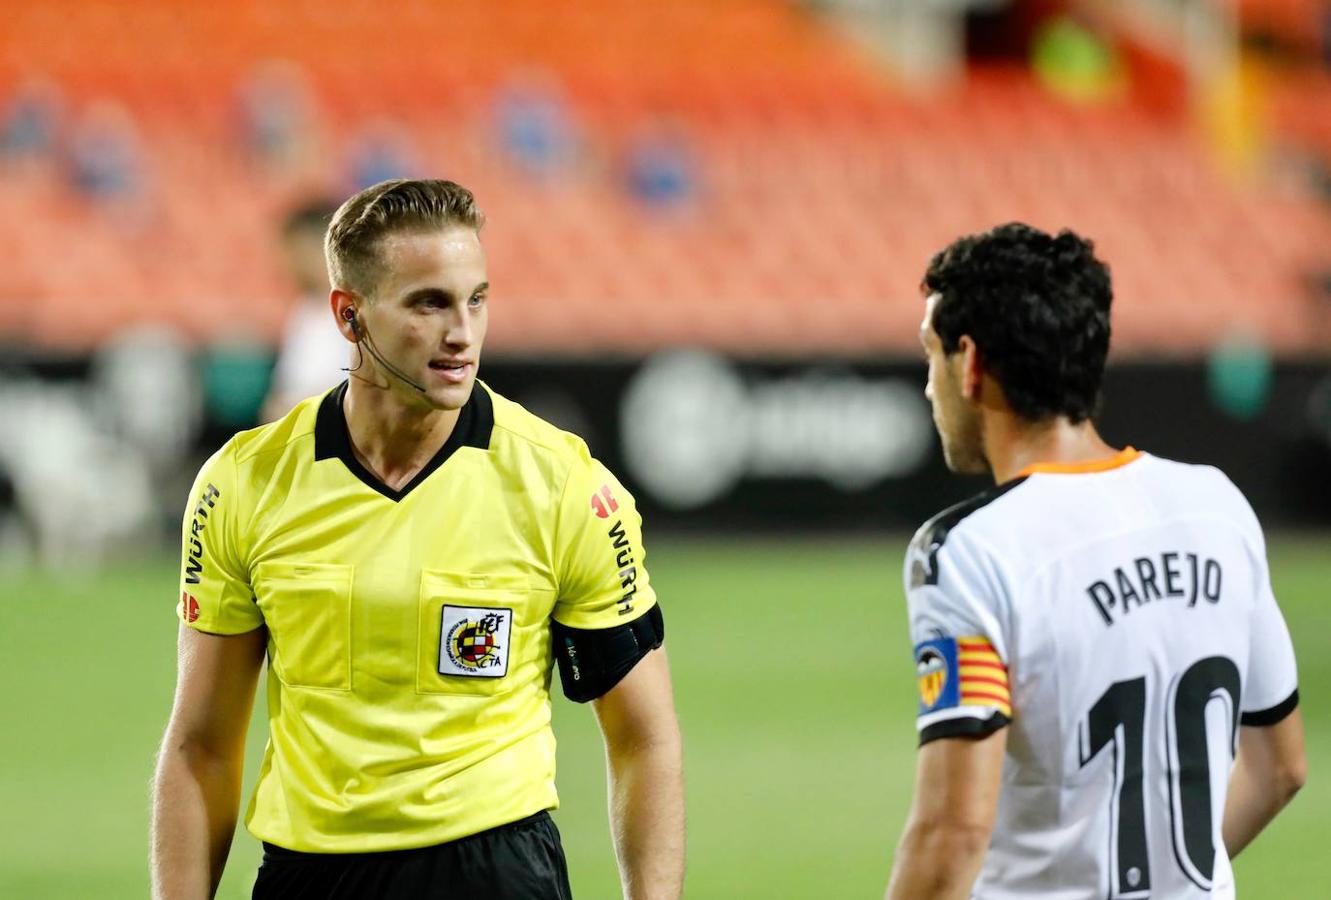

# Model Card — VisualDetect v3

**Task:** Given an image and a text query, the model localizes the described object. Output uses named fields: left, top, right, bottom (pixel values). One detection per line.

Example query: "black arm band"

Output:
left=553, top=604, right=664, bottom=703
left=918, top=712, right=1011, bottom=746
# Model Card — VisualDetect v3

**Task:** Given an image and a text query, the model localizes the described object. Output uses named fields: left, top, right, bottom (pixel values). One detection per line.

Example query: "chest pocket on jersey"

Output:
left=254, top=561, right=354, bottom=691
left=417, top=570, right=554, bottom=697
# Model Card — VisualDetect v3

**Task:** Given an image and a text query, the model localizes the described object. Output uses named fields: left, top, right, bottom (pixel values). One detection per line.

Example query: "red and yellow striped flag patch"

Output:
left=956, top=636, right=1011, bottom=717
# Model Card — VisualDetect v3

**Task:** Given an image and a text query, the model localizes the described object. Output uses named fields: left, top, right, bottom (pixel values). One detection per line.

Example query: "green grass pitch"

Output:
left=1, top=535, right=1326, bottom=898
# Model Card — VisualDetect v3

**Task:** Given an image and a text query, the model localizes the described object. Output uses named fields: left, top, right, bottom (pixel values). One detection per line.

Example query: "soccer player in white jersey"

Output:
left=884, top=223, right=1306, bottom=900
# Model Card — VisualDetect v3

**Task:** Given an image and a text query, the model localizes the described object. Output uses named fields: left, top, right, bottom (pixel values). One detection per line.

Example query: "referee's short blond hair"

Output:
left=326, top=179, right=485, bottom=297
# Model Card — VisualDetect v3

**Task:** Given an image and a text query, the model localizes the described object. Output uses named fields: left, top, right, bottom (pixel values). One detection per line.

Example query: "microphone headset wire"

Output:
left=341, top=309, right=428, bottom=394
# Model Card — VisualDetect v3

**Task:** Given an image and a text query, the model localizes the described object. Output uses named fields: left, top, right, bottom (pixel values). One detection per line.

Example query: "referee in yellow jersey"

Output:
left=151, top=180, right=685, bottom=900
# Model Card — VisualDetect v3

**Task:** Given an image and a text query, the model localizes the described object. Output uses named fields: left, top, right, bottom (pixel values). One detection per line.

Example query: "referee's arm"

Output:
left=151, top=625, right=266, bottom=900
left=553, top=458, right=684, bottom=899
left=592, top=645, right=685, bottom=900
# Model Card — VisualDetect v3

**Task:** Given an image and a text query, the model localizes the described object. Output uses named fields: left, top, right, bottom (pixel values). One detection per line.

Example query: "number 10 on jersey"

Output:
left=1080, top=656, right=1241, bottom=898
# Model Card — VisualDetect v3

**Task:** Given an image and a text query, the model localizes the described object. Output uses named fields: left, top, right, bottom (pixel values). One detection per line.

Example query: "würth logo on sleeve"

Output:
left=180, top=591, right=200, bottom=624
left=590, top=485, right=619, bottom=519
left=606, top=519, right=639, bottom=616
left=184, top=483, right=221, bottom=585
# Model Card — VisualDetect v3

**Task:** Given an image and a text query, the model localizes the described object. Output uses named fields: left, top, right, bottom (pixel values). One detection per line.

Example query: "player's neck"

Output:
left=342, top=379, right=461, bottom=490
left=984, top=415, right=1117, bottom=485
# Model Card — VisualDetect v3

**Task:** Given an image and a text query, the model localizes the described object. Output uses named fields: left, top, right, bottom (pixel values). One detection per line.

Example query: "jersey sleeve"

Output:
left=1239, top=525, right=1299, bottom=725
left=176, top=442, right=263, bottom=635
left=552, top=452, right=657, bottom=630
left=904, top=522, right=1013, bottom=745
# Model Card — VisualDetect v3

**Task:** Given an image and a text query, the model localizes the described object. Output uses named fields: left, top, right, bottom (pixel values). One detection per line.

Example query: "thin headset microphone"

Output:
left=343, top=307, right=428, bottom=394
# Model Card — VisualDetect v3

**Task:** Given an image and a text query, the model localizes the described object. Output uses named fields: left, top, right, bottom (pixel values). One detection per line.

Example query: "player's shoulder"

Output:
left=910, top=477, right=1032, bottom=554
left=483, top=382, right=594, bottom=468
left=1135, top=453, right=1262, bottom=536
left=1137, top=451, right=1238, bottom=491
left=907, top=477, right=1033, bottom=588
left=224, top=390, right=325, bottom=467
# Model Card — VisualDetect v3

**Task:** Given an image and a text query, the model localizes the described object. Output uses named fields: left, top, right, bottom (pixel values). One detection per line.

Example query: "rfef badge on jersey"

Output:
left=439, top=606, right=513, bottom=678
left=915, top=638, right=961, bottom=713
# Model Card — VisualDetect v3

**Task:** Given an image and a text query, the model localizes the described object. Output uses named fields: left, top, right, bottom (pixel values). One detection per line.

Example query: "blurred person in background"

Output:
left=493, top=70, right=578, bottom=178
left=0, top=77, right=61, bottom=162
left=237, top=60, right=319, bottom=173
left=66, top=101, right=143, bottom=201
left=151, top=179, right=684, bottom=900
left=346, top=121, right=419, bottom=192
left=261, top=198, right=346, bottom=422
left=623, top=118, right=698, bottom=212
left=885, top=224, right=1305, bottom=900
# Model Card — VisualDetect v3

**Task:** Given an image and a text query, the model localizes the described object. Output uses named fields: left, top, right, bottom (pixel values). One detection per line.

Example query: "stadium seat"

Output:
left=0, top=0, right=1328, bottom=353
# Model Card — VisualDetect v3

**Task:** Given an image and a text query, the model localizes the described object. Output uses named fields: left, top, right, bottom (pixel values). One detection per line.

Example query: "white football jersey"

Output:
left=905, top=449, right=1298, bottom=900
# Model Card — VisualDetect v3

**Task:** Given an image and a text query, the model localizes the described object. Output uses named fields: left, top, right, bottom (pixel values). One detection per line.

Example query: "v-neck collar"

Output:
left=313, top=381, right=495, bottom=502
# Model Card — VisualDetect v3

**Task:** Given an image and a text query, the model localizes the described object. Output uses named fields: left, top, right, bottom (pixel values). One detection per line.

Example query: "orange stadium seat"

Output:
left=0, top=0, right=1328, bottom=353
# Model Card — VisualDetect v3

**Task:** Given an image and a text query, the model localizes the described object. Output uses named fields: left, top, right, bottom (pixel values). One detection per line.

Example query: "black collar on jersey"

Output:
left=314, top=381, right=495, bottom=502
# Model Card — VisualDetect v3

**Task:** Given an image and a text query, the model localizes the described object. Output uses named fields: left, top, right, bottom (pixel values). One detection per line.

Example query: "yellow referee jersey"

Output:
left=176, top=381, right=657, bottom=852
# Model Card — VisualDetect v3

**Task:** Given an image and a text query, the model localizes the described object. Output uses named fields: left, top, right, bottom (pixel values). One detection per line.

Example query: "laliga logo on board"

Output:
left=621, top=350, right=934, bottom=509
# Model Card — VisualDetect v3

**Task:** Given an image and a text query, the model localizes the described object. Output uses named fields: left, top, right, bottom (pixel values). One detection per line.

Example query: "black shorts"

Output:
left=251, top=811, right=573, bottom=900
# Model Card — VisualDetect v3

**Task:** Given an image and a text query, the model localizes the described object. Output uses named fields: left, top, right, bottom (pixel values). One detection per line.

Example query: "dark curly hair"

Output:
left=923, top=222, right=1113, bottom=423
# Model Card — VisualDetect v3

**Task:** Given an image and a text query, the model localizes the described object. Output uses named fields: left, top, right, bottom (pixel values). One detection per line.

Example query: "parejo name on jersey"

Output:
left=1085, top=551, right=1223, bottom=626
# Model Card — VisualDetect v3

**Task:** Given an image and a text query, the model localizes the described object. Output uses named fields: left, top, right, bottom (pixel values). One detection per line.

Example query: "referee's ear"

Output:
left=331, top=289, right=361, bottom=343
left=553, top=605, right=665, bottom=703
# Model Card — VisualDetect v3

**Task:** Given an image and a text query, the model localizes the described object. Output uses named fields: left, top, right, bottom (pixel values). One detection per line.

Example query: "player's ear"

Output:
left=958, top=335, right=984, bottom=401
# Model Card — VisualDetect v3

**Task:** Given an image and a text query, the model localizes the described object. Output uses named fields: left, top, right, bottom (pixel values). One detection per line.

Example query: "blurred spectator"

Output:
left=0, top=377, right=155, bottom=567
left=238, top=60, right=319, bottom=170
left=347, top=121, right=419, bottom=192
left=262, top=198, right=349, bottom=421
left=493, top=70, right=577, bottom=176
left=204, top=339, right=280, bottom=429
left=1201, top=37, right=1271, bottom=178
left=1030, top=13, right=1125, bottom=103
left=0, top=78, right=61, bottom=161
left=624, top=120, right=698, bottom=210
left=66, top=102, right=143, bottom=199
left=93, top=326, right=200, bottom=470
left=1207, top=333, right=1274, bottom=421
